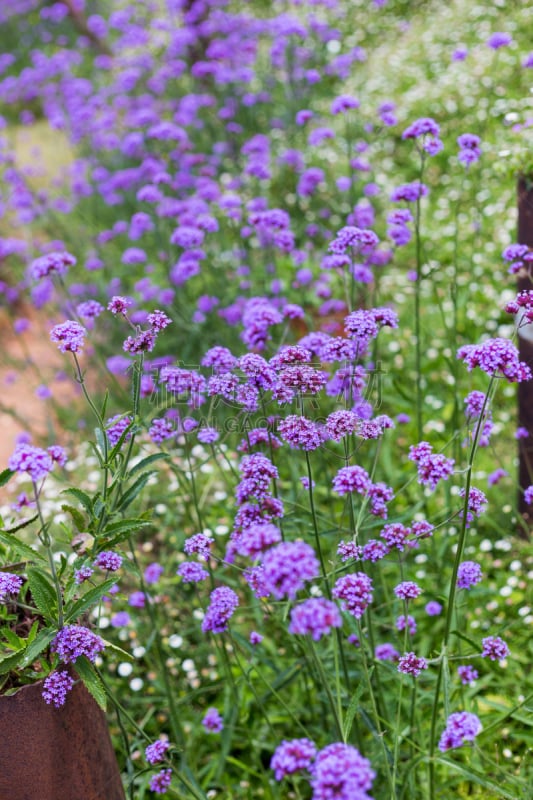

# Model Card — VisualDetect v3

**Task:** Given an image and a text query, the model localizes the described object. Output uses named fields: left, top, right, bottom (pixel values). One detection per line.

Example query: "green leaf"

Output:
left=65, top=578, right=117, bottom=623
left=0, top=528, right=46, bottom=563
left=20, top=627, right=56, bottom=668
left=128, top=452, right=170, bottom=477
left=101, top=517, right=150, bottom=547
left=434, top=758, right=520, bottom=799
left=75, top=656, right=107, bottom=710
left=0, top=468, right=14, bottom=488
left=26, top=568, right=58, bottom=622
left=116, top=472, right=155, bottom=512
left=62, top=488, right=94, bottom=516
left=0, top=649, right=26, bottom=676
left=60, top=504, right=86, bottom=532
left=343, top=679, right=367, bottom=741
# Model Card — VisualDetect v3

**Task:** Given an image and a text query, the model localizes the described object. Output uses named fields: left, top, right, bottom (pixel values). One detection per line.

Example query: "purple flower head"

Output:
left=123, top=329, right=157, bottom=354
left=94, top=551, right=122, bottom=572
left=111, top=612, right=130, bottom=628
left=402, top=117, right=442, bottom=154
left=311, top=743, right=375, bottom=800
left=202, top=586, right=239, bottom=633
left=129, top=591, right=146, bottom=609
left=457, top=133, right=482, bottom=166
left=0, top=572, right=23, bottom=602
left=108, top=296, right=132, bottom=315
left=457, top=338, right=531, bottom=382
left=149, top=418, right=174, bottom=444
left=398, top=652, right=428, bottom=677
left=144, top=563, right=164, bottom=584
left=459, top=486, right=488, bottom=525
left=439, top=712, right=482, bottom=752
left=42, top=669, right=75, bottom=708
left=488, top=468, right=508, bottom=486
left=250, top=631, right=263, bottom=645
left=289, top=598, right=342, bottom=640
left=278, top=415, right=323, bottom=451
left=75, top=566, right=93, bottom=585
left=50, top=320, right=87, bottom=354
left=9, top=443, right=53, bottom=482
left=234, top=522, right=282, bottom=559
left=457, top=561, right=482, bottom=589
left=77, top=300, right=104, bottom=322
left=148, top=310, right=172, bottom=332
left=457, top=665, right=479, bottom=685
left=332, top=465, right=372, bottom=496
left=29, top=251, right=76, bottom=281
left=337, top=541, right=363, bottom=562
left=394, top=581, right=422, bottom=600
left=396, top=614, right=417, bottom=635
left=202, top=707, right=223, bottom=733
left=333, top=572, right=373, bottom=619
left=481, top=635, right=510, bottom=662
left=362, top=539, right=389, bottom=563
left=331, top=95, right=360, bottom=114
left=105, top=414, right=133, bottom=447
left=375, top=643, right=400, bottom=662
left=271, top=738, right=317, bottom=781
left=524, top=486, right=533, bottom=505
left=149, top=769, right=172, bottom=794
left=177, top=562, right=209, bottom=583
left=52, top=625, right=105, bottom=664
left=425, top=601, right=443, bottom=617
left=390, top=181, right=429, bottom=203
left=184, top=533, right=214, bottom=560
left=261, top=541, right=319, bottom=600
left=487, top=32, right=512, bottom=49
left=145, top=740, right=170, bottom=765
left=409, top=442, right=454, bottom=490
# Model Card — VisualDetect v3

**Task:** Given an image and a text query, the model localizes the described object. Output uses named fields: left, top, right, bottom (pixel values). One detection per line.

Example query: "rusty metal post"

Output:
left=0, top=675, right=125, bottom=800
left=516, top=176, right=533, bottom=535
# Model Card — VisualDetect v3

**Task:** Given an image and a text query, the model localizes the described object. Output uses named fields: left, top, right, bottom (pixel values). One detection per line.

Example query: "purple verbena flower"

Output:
left=311, top=743, right=375, bottom=800
left=177, top=562, right=209, bottom=583
left=30, top=251, right=76, bottom=281
left=288, top=598, right=342, bottom=640
left=145, top=740, right=170, bottom=765
left=457, top=561, right=483, bottom=589
left=271, top=738, right=317, bottom=781
left=261, top=541, right=319, bottom=600
left=202, top=586, right=239, bottom=633
left=8, top=443, right=53, bottom=482
left=52, top=625, right=105, bottom=664
left=149, top=769, right=172, bottom=794
left=397, top=652, right=428, bottom=677
left=202, top=707, right=223, bottom=733
left=333, top=572, right=373, bottom=619
left=375, top=643, right=399, bottom=661
left=42, top=669, right=75, bottom=708
left=481, top=636, right=510, bottom=662
left=394, top=581, right=422, bottom=600
left=457, top=338, right=531, bottom=382
left=457, top=665, right=479, bottom=685
left=0, top=572, right=23, bottom=602
left=50, top=320, right=87, bottom=353
left=439, top=712, right=482, bottom=752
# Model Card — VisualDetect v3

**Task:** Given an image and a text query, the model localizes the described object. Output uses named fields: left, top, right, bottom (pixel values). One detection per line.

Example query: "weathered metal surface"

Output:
left=0, top=675, right=125, bottom=800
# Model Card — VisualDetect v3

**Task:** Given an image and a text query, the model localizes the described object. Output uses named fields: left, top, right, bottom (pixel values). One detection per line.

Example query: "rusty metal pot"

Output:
left=0, top=675, right=125, bottom=800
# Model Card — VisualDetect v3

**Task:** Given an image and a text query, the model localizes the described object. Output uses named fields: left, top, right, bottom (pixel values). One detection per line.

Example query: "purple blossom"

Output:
left=439, top=712, right=482, bottom=752
left=333, top=572, right=373, bottom=619
left=148, top=310, right=172, bottom=331
left=481, top=636, right=510, bottom=661
left=394, top=581, right=422, bottom=600
left=177, top=562, right=209, bottom=583
left=52, top=625, right=105, bottom=664
left=459, top=486, right=488, bottom=524
left=425, top=601, right=443, bottom=616
left=29, top=251, right=76, bottom=281
left=457, top=665, right=479, bottom=685
left=278, top=415, right=324, bottom=451
left=144, top=563, right=164, bottom=584
left=390, top=181, right=429, bottom=203
left=149, top=418, right=174, bottom=444
left=261, top=541, right=319, bottom=600
left=487, top=32, right=512, bottom=49
left=524, top=486, right=533, bottom=505
left=457, top=133, right=482, bottom=166
left=0, top=572, right=23, bottom=601
left=250, top=631, right=263, bottom=645
left=202, top=707, right=223, bottom=733
left=129, top=591, right=146, bottom=609
left=288, top=598, right=342, bottom=640
left=331, top=95, right=360, bottom=114
left=409, top=442, right=454, bottom=490
left=183, top=533, right=214, bottom=560
left=149, top=769, right=172, bottom=794
left=145, top=740, right=170, bottom=765
left=375, top=643, right=399, bottom=662
left=94, top=551, right=123, bottom=572
left=271, top=738, right=317, bottom=781
left=202, top=586, right=239, bottom=633
left=457, top=338, right=531, bottom=382
left=108, top=296, right=132, bottom=315
left=332, top=466, right=372, bottom=496
left=311, top=743, right=375, bottom=800
left=457, top=561, right=483, bottom=589
left=337, top=541, right=363, bottom=562
left=397, top=652, right=428, bottom=677
left=105, top=414, right=133, bottom=447
left=362, top=539, right=389, bottom=563
left=111, top=612, right=130, bottom=628
left=8, top=443, right=53, bottom=482
left=75, top=566, right=93, bottom=584
left=42, top=669, right=75, bottom=708
left=50, top=320, right=87, bottom=354
left=233, top=522, right=282, bottom=559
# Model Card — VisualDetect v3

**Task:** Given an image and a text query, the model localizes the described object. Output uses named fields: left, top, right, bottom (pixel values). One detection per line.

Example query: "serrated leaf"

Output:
left=62, top=488, right=94, bottom=516
left=434, top=757, right=520, bottom=799
left=0, top=649, right=26, bottom=676
left=60, top=504, right=86, bottom=532
left=65, top=578, right=117, bottom=623
left=116, top=472, right=154, bottom=512
left=20, top=627, right=56, bottom=668
left=0, top=529, right=46, bottom=563
left=343, top=679, right=367, bottom=741
left=128, top=452, right=170, bottom=477
left=27, top=568, right=58, bottom=622
left=0, top=468, right=14, bottom=488
left=75, top=656, right=107, bottom=710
